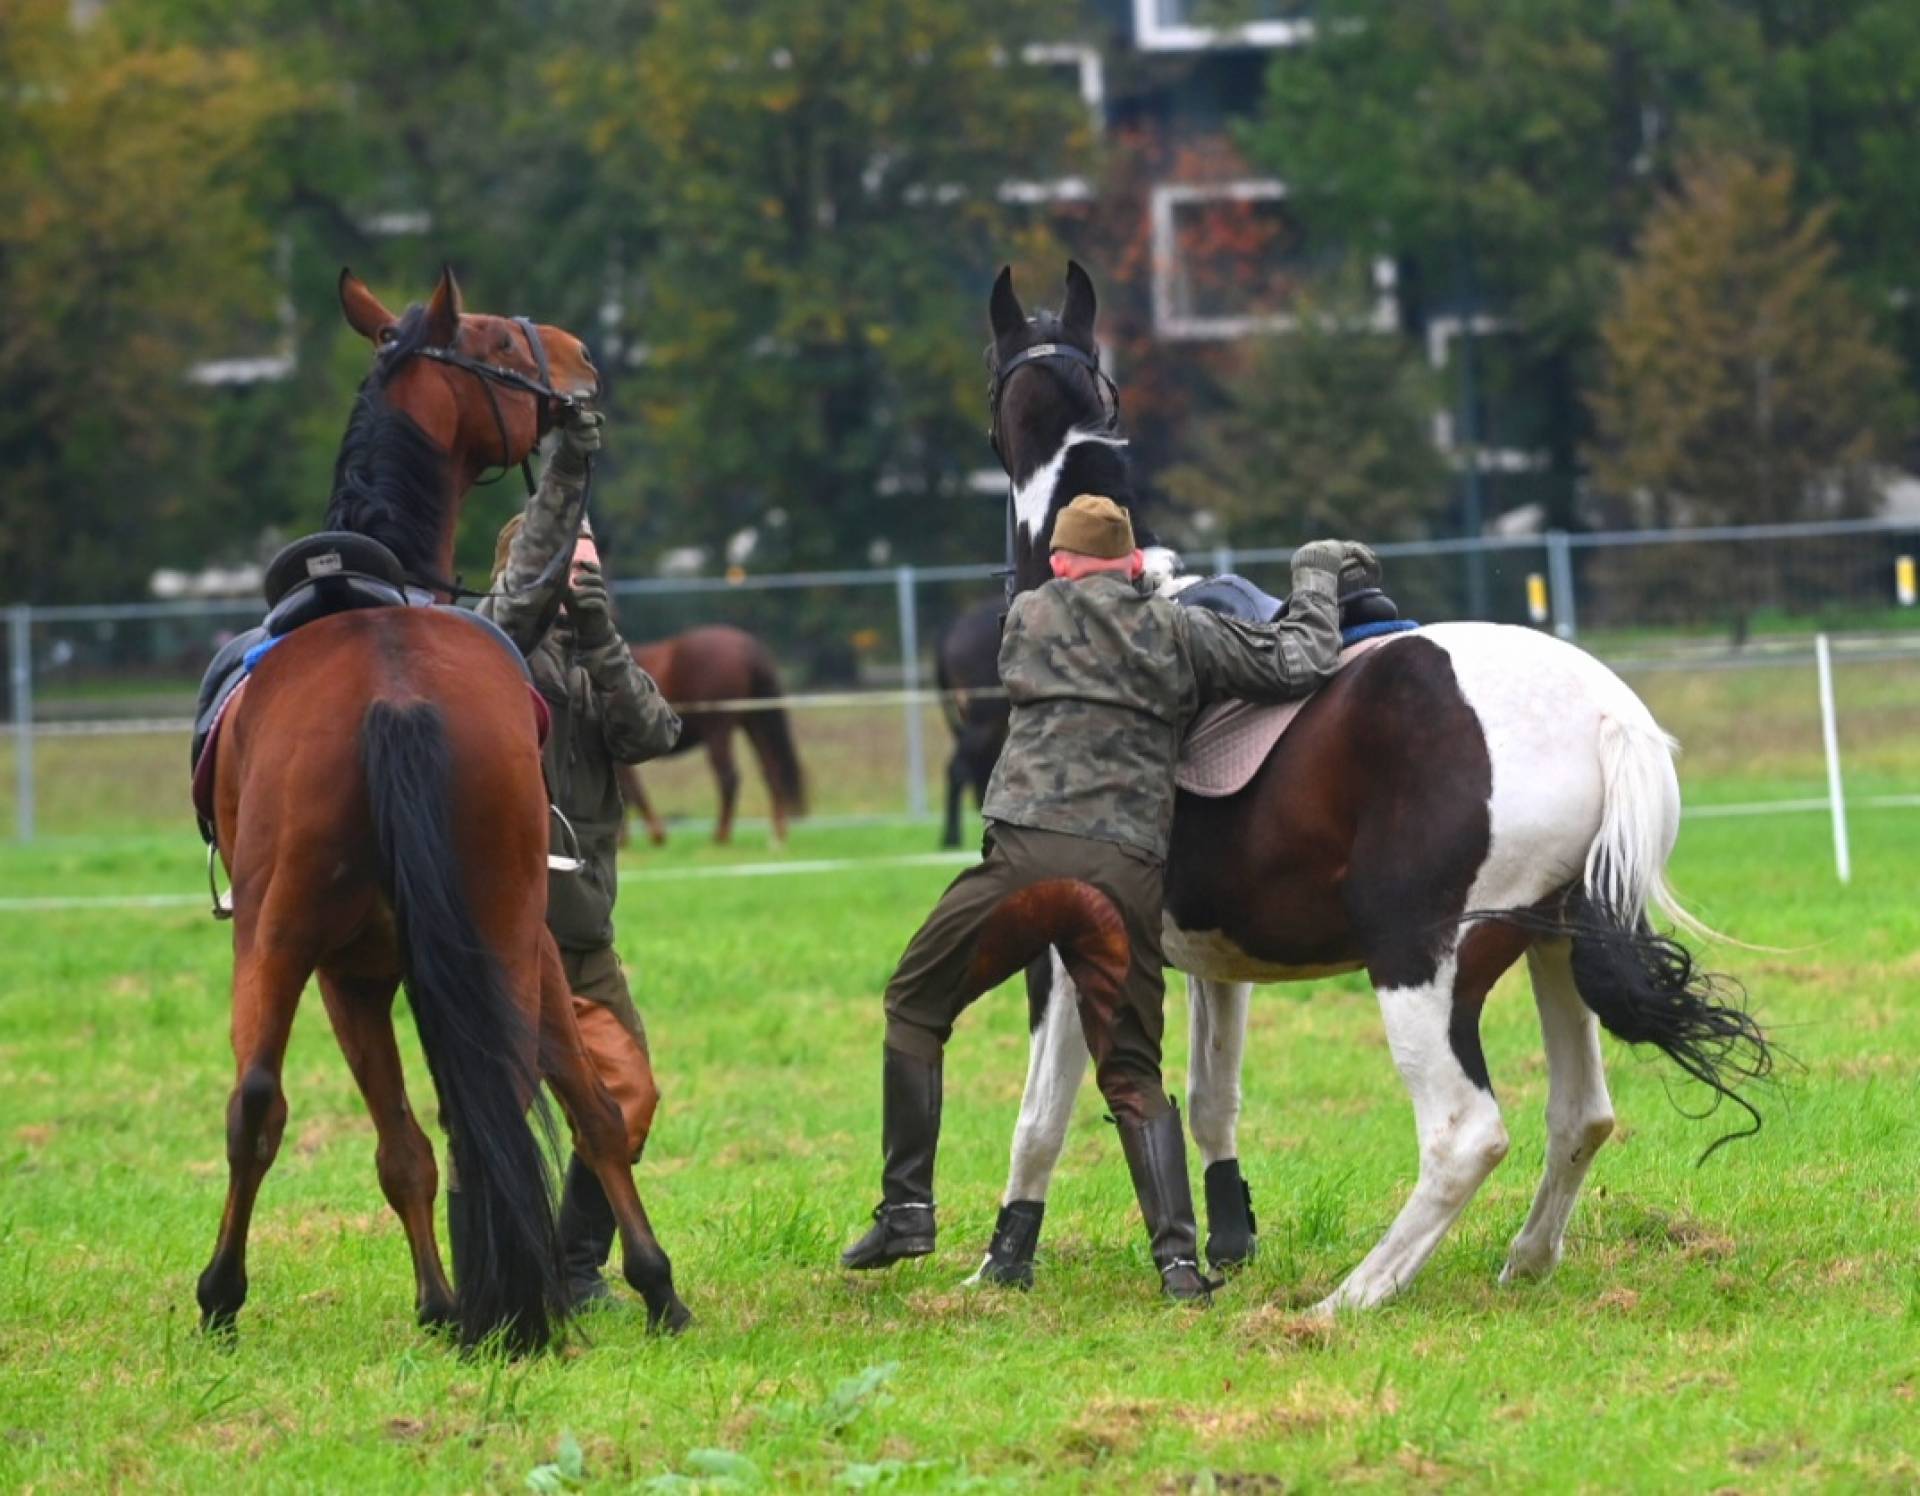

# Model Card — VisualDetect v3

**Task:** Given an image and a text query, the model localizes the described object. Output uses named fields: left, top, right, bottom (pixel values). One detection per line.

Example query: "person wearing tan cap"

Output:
left=843, top=494, right=1375, bottom=1302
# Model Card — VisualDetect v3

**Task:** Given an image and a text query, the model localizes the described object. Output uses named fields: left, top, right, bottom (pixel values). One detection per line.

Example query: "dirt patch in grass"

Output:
left=1233, top=1304, right=1337, bottom=1354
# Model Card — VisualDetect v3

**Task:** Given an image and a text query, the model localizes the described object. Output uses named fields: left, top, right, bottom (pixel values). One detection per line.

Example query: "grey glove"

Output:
left=1339, top=542, right=1382, bottom=595
left=566, top=558, right=616, bottom=648
left=552, top=406, right=604, bottom=472
left=1291, top=539, right=1346, bottom=596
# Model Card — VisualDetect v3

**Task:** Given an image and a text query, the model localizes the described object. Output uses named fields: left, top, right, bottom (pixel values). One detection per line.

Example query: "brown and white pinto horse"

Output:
left=969, top=264, right=1771, bottom=1312
left=198, top=268, right=687, bottom=1352
left=615, top=626, right=807, bottom=846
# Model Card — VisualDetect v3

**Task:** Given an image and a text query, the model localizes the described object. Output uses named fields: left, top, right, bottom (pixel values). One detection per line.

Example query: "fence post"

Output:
left=896, top=566, right=928, bottom=820
left=1212, top=545, right=1236, bottom=577
left=9, top=603, right=32, bottom=842
left=1545, top=530, right=1577, bottom=641
left=1815, top=633, right=1850, bottom=885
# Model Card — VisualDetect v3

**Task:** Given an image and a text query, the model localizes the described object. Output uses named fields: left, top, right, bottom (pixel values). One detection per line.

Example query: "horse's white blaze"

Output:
left=1185, top=979, right=1251, bottom=1167
left=1315, top=958, right=1511, bottom=1316
left=1011, top=430, right=1129, bottom=550
left=1501, top=940, right=1615, bottom=1284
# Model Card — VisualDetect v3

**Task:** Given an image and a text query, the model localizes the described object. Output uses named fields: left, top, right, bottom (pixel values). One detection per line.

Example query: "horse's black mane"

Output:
left=323, top=304, right=451, bottom=577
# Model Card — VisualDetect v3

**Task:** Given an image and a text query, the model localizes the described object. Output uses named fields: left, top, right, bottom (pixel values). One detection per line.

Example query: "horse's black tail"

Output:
left=361, top=700, right=561, bottom=1353
left=1475, top=885, right=1774, bottom=1160
left=744, top=649, right=807, bottom=817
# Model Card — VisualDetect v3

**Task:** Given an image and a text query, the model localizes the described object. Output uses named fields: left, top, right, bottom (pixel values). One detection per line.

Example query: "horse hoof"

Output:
left=649, top=1297, right=693, bottom=1336
left=417, top=1296, right=458, bottom=1333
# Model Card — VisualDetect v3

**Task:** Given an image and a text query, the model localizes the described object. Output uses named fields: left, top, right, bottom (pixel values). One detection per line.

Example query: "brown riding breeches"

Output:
left=562, top=944, right=656, bottom=1163
left=883, top=823, right=1172, bottom=1121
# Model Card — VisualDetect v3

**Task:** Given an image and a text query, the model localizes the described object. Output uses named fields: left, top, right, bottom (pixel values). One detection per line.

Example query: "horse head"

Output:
left=328, top=267, right=600, bottom=593
left=985, top=262, right=1147, bottom=598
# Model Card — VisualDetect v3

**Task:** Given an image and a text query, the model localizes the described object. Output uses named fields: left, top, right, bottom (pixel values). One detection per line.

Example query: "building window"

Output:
left=1132, top=0, right=1311, bottom=52
left=1150, top=180, right=1396, bottom=340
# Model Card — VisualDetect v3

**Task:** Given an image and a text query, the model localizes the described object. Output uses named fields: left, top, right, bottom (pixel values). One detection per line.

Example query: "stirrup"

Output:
left=207, top=843, right=233, bottom=921
left=548, top=803, right=584, bottom=873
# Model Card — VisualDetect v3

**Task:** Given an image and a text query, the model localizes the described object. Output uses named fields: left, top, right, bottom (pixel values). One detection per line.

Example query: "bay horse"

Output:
left=615, top=625, right=807, bottom=846
left=198, top=267, right=688, bottom=1352
left=967, top=264, right=1771, bottom=1312
left=935, top=599, right=1010, bottom=849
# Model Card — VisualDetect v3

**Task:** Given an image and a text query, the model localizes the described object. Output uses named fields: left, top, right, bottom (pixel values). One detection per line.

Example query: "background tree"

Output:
left=0, top=0, right=299, bottom=601
left=563, top=0, right=1089, bottom=573
left=1160, top=298, right=1446, bottom=544
left=1587, top=152, right=1911, bottom=528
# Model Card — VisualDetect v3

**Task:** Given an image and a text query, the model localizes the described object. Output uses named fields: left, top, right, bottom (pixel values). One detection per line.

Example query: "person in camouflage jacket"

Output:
left=842, top=495, right=1377, bottom=1302
left=475, top=407, right=684, bottom=1310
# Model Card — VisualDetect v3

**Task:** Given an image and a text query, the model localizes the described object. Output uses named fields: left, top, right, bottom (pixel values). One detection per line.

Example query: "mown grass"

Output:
left=2, top=795, right=1918, bottom=1491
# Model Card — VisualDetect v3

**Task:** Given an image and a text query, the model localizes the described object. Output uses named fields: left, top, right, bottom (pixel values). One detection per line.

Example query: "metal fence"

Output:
left=4, top=517, right=1918, bottom=845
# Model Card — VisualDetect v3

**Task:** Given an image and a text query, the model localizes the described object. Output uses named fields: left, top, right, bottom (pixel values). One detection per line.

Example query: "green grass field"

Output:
left=2, top=797, right=1917, bottom=1493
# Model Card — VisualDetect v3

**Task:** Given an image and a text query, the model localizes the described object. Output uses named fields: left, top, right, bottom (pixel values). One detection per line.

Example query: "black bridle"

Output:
left=986, top=334, right=1122, bottom=605
left=404, top=315, right=579, bottom=495
left=381, top=314, right=591, bottom=609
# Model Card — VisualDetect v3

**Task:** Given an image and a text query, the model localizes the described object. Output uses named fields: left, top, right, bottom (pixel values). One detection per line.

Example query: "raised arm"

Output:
left=564, top=560, right=683, bottom=764
left=1184, top=541, right=1373, bottom=706
left=475, top=407, right=603, bottom=654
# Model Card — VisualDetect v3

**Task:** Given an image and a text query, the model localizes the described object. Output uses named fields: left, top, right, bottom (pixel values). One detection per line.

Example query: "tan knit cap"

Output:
left=1049, top=494, right=1135, bottom=559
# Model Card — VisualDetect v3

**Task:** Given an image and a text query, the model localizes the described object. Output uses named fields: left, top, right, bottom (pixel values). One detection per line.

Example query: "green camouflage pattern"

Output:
left=477, top=455, right=681, bottom=950
left=980, top=568, right=1342, bottom=860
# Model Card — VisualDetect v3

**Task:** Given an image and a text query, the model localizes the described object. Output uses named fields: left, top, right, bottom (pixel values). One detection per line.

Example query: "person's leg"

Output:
left=1058, top=844, right=1210, bottom=1303
left=556, top=945, right=658, bottom=1309
left=843, top=847, right=1022, bottom=1269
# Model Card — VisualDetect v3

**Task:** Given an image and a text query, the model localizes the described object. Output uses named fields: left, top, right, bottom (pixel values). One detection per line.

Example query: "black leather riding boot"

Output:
left=841, top=1046, right=942, bottom=1270
left=1116, top=1104, right=1214, bottom=1304
left=557, top=1154, right=617, bottom=1310
left=1203, top=1158, right=1260, bottom=1272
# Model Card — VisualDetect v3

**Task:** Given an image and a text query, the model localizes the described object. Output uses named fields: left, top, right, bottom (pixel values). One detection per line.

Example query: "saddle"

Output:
left=1175, top=573, right=1403, bottom=633
left=190, top=532, right=539, bottom=842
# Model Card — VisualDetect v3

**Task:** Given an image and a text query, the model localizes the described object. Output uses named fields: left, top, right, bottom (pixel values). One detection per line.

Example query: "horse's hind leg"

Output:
left=537, top=940, right=689, bottom=1333
left=971, top=951, right=1088, bottom=1289
left=196, top=944, right=310, bottom=1335
left=1316, top=921, right=1529, bottom=1315
left=1501, top=938, right=1616, bottom=1284
left=316, top=969, right=457, bottom=1329
left=1187, top=978, right=1257, bottom=1270
left=706, top=729, right=740, bottom=844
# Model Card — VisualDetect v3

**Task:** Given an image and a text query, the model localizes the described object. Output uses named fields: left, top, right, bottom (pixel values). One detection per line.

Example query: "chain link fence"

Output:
left=4, top=518, right=1917, bottom=846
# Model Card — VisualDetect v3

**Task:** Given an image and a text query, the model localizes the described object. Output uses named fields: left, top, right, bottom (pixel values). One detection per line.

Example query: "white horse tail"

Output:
left=1585, top=711, right=1726, bottom=947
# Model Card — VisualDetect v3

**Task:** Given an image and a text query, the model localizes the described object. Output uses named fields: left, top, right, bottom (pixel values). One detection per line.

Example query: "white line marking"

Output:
left=0, top=851, right=979, bottom=914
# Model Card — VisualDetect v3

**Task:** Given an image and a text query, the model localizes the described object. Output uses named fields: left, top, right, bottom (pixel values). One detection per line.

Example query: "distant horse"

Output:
left=968, top=263, right=1772, bottom=1311
left=616, top=625, right=807, bottom=846
left=196, top=267, right=688, bottom=1352
left=935, top=599, right=1009, bottom=849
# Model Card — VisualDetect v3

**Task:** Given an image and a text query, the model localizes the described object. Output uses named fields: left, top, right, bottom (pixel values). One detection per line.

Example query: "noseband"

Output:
left=398, top=316, right=578, bottom=495
left=987, top=336, right=1123, bottom=606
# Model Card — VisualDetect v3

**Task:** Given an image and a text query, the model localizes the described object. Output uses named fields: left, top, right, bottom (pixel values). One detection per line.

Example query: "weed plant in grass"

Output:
left=2, top=807, right=1917, bottom=1490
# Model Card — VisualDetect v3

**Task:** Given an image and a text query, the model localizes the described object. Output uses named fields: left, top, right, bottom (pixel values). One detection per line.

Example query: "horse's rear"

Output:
left=201, top=608, right=562, bottom=1350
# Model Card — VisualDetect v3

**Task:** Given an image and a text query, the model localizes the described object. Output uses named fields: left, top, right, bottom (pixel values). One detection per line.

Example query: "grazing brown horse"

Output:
left=615, top=625, right=807, bottom=846
left=197, top=267, right=687, bottom=1352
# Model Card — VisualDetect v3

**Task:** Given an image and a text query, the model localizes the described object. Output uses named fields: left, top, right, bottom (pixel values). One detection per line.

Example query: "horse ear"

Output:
left=338, top=268, right=397, bottom=343
left=989, top=265, right=1026, bottom=342
left=1062, top=260, right=1097, bottom=344
left=423, top=263, right=464, bottom=346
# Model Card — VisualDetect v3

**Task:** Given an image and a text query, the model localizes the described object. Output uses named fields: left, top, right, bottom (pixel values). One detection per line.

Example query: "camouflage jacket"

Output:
left=476, top=454, right=681, bottom=951
left=980, top=568, right=1343, bottom=860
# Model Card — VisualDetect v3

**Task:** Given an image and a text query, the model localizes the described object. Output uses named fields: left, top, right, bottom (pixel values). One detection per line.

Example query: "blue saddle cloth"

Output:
left=1175, top=573, right=1417, bottom=644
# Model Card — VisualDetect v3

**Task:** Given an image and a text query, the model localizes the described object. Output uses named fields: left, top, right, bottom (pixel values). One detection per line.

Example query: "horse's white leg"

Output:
left=1187, top=977, right=1258, bottom=1268
left=1502, top=939, right=1615, bottom=1283
left=1315, top=948, right=1512, bottom=1315
left=969, top=951, right=1088, bottom=1288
